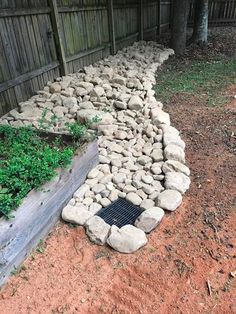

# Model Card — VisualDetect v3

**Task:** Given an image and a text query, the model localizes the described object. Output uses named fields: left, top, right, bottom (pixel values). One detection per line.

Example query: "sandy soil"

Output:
left=0, top=85, right=235, bottom=314
left=0, top=27, right=236, bottom=313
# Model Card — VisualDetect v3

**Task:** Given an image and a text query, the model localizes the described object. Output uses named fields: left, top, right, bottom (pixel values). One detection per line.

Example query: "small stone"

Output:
left=107, top=225, right=147, bottom=253
left=114, top=130, right=127, bottom=140
left=141, top=175, right=153, bottom=185
left=112, top=75, right=126, bottom=86
left=142, top=184, right=155, bottom=195
left=162, top=160, right=190, bottom=176
left=87, top=168, right=100, bottom=179
left=109, top=189, right=119, bottom=202
left=164, top=144, right=185, bottom=164
left=73, top=184, right=90, bottom=199
left=99, top=174, right=113, bottom=184
left=157, top=189, right=182, bottom=211
left=137, top=155, right=152, bottom=166
left=111, top=159, right=122, bottom=168
left=92, top=184, right=106, bottom=194
left=123, top=185, right=136, bottom=193
left=151, top=149, right=164, bottom=162
left=83, top=197, right=93, bottom=206
left=62, top=205, right=92, bottom=225
left=136, top=189, right=148, bottom=200
left=149, top=191, right=160, bottom=200
left=114, top=101, right=127, bottom=110
left=99, top=155, right=110, bottom=164
left=128, top=95, right=143, bottom=110
left=164, top=172, right=190, bottom=194
left=50, top=82, right=61, bottom=93
left=89, top=203, right=102, bottom=214
left=85, top=216, right=110, bottom=245
left=135, top=207, right=165, bottom=233
left=126, top=192, right=142, bottom=206
left=90, top=86, right=105, bottom=98
left=100, top=197, right=111, bottom=207
left=140, top=199, right=155, bottom=210
left=113, top=173, right=126, bottom=185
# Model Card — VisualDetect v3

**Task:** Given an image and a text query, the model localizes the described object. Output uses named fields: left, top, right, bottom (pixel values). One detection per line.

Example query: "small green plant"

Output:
left=0, top=125, right=74, bottom=218
left=38, top=108, right=58, bottom=131
left=66, top=121, right=88, bottom=142
left=36, top=239, right=47, bottom=254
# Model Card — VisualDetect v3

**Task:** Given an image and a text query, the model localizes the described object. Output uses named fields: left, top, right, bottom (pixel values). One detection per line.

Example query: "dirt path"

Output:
left=0, top=84, right=235, bottom=313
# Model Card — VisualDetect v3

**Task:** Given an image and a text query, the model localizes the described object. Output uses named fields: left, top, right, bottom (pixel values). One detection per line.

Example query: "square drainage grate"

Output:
left=96, top=198, right=143, bottom=228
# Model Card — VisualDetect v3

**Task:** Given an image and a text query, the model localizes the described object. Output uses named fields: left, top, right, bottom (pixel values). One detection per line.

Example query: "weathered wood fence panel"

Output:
left=0, top=0, right=236, bottom=116
left=189, top=0, right=236, bottom=25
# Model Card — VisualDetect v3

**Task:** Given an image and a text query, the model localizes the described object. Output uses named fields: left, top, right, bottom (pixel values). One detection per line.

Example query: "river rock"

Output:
left=157, top=189, right=182, bottom=211
left=62, top=205, right=93, bottom=225
left=164, top=172, right=190, bottom=194
left=107, top=225, right=147, bottom=253
left=126, top=192, right=142, bottom=206
left=164, top=144, right=185, bottom=164
left=135, top=207, right=165, bottom=233
left=85, top=216, right=110, bottom=245
left=162, top=160, right=190, bottom=176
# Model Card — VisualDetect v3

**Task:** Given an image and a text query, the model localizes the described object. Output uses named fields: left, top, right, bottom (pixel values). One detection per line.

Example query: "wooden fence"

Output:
left=0, top=0, right=235, bottom=116
left=0, top=0, right=166, bottom=116
left=189, top=0, right=236, bottom=25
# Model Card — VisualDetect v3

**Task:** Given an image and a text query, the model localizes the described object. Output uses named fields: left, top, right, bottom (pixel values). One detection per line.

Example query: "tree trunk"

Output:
left=191, top=0, right=208, bottom=44
left=171, top=0, right=190, bottom=55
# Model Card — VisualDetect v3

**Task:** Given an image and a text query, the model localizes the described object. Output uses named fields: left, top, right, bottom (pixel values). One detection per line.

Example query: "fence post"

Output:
left=139, top=0, right=144, bottom=40
left=49, top=0, right=67, bottom=76
left=107, top=0, right=116, bottom=55
left=157, top=0, right=161, bottom=36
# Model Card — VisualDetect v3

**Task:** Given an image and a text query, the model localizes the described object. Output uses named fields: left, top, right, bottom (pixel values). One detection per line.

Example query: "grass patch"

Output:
left=0, top=122, right=91, bottom=219
left=155, top=58, right=236, bottom=106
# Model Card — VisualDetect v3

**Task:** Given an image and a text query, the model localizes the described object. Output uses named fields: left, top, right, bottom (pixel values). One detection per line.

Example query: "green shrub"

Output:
left=0, top=125, right=74, bottom=219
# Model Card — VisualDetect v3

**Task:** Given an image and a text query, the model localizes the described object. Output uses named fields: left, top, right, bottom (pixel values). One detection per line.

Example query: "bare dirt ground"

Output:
left=0, top=29, right=235, bottom=314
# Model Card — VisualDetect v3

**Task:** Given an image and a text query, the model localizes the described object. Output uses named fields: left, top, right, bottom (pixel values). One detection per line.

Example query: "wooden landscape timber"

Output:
left=0, top=140, right=99, bottom=287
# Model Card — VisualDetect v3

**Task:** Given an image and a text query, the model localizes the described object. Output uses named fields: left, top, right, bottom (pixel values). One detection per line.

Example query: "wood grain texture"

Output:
left=0, top=0, right=235, bottom=116
left=0, top=140, right=99, bottom=287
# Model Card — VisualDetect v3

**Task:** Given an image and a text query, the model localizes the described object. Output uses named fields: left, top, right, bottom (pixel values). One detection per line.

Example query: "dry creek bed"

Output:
left=0, top=41, right=191, bottom=253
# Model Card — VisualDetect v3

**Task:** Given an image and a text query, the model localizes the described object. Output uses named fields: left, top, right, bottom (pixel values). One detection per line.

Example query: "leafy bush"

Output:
left=0, top=125, right=74, bottom=219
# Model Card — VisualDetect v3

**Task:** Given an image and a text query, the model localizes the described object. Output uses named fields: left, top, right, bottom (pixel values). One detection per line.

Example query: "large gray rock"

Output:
left=164, top=172, right=190, bottom=194
left=107, top=225, right=147, bottom=253
left=135, top=207, right=165, bottom=233
left=164, top=144, right=185, bottom=163
left=163, top=133, right=185, bottom=150
left=126, top=192, right=142, bottom=206
left=157, top=189, right=182, bottom=211
left=77, top=109, right=113, bottom=126
left=85, top=216, right=110, bottom=245
left=62, top=205, right=93, bottom=225
left=128, top=95, right=143, bottom=110
left=152, top=109, right=170, bottom=126
left=162, top=160, right=190, bottom=176
left=50, top=82, right=61, bottom=93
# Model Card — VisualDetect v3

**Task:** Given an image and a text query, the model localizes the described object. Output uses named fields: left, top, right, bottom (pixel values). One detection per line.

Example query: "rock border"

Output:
left=0, top=141, right=98, bottom=287
left=0, top=41, right=191, bottom=254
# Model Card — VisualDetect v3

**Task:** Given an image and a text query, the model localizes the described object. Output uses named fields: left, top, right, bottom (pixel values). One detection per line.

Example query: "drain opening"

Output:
left=96, top=198, right=143, bottom=228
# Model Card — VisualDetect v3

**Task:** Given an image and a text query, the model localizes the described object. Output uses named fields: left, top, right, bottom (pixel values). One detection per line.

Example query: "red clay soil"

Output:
left=0, top=89, right=236, bottom=313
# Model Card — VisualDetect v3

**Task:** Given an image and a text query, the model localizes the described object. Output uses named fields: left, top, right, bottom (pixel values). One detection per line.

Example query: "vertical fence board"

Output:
left=0, top=0, right=235, bottom=116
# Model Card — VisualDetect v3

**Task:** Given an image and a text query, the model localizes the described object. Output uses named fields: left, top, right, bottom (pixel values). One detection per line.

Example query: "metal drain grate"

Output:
left=96, top=198, right=142, bottom=228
